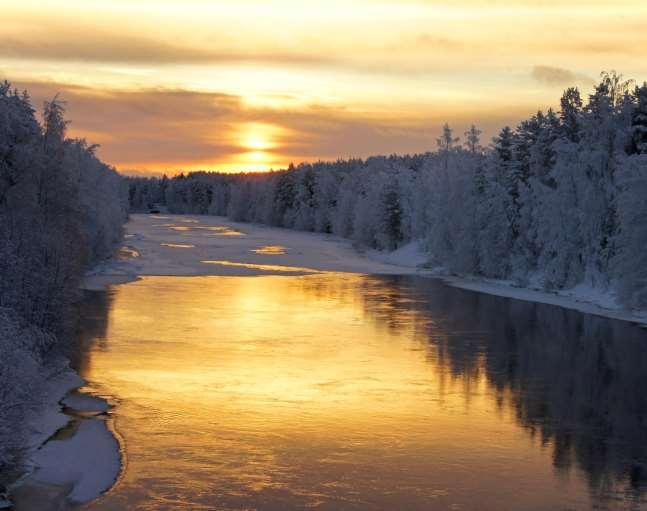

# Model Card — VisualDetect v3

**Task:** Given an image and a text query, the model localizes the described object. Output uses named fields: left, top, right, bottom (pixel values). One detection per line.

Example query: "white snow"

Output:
left=23, top=363, right=84, bottom=452
left=83, top=214, right=419, bottom=288
left=11, top=368, right=121, bottom=508
left=62, top=391, right=110, bottom=414
left=365, top=241, right=429, bottom=269
left=29, top=418, right=120, bottom=503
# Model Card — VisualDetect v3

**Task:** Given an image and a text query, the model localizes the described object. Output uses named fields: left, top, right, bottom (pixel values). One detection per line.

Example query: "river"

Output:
left=76, top=271, right=647, bottom=510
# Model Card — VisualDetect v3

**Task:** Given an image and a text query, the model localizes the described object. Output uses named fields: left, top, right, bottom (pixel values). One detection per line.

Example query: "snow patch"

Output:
left=82, top=214, right=419, bottom=288
left=10, top=367, right=122, bottom=508
left=29, top=418, right=120, bottom=504
left=62, top=391, right=110, bottom=414
left=365, top=241, right=429, bottom=268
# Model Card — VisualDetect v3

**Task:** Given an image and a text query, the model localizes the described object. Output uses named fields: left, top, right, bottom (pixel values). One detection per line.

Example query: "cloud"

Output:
left=13, top=80, right=532, bottom=174
left=414, top=33, right=464, bottom=50
left=531, top=65, right=593, bottom=86
left=0, top=24, right=336, bottom=66
left=18, top=81, right=243, bottom=164
left=0, top=29, right=473, bottom=78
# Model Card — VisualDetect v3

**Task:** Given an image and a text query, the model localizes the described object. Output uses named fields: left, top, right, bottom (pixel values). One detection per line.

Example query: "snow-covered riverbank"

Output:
left=439, top=276, right=647, bottom=327
left=8, top=366, right=121, bottom=510
left=366, top=240, right=647, bottom=327
left=87, top=214, right=647, bottom=327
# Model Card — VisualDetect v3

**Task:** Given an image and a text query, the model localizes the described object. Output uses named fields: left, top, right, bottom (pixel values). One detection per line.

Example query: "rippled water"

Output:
left=77, top=274, right=647, bottom=510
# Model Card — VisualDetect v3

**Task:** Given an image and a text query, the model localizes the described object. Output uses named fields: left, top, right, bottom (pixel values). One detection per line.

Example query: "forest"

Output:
left=0, top=82, right=127, bottom=480
left=128, top=72, right=647, bottom=310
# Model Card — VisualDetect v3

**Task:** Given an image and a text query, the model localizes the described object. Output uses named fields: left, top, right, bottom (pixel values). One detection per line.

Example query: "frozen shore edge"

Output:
left=437, top=274, right=647, bottom=328
left=7, top=349, right=122, bottom=508
left=364, top=240, right=647, bottom=328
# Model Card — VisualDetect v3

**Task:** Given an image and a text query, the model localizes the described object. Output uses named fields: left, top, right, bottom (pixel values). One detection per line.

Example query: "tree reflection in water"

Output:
left=300, top=274, right=647, bottom=505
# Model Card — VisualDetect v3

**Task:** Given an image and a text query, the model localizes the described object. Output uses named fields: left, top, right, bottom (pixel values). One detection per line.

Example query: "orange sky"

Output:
left=3, top=0, right=647, bottom=174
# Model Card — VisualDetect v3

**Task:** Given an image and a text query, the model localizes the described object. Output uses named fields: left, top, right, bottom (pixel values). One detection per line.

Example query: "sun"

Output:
left=244, top=134, right=272, bottom=151
left=228, top=122, right=289, bottom=171
left=240, top=123, right=278, bottom=152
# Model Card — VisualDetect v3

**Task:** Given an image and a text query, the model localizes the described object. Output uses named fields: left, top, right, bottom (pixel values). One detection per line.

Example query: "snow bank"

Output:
left=23, top=366, right=84, bottom=451
left=9, top=372, right=122, bottom=508
left=29, top=417, right=120, bottom=504
left=82, top=214, right=418, bottom=290
left=62, top=392, right=110, bottom=414
left=362, top=238, right=647, bottom=327
left=365, top=241, right=429, bottom=269
left=442, top=275, right=647, bottom=327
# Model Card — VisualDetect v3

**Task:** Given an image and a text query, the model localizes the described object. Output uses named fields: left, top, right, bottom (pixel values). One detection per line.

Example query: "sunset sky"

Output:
left=3, top=0, right=646, bottom=174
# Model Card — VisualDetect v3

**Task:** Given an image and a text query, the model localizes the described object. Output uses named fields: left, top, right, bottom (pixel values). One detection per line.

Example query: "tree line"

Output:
left=0, top=81, right=127, bottom=479
left=128, top=72, right=647, bottom=309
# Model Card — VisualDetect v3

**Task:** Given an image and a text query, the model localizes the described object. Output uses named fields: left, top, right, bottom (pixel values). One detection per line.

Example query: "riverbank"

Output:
left=366, top=240, right=647, bottom=327
left=86, top=214, right=647, bottom=327
left=7, top=365, right=121, bottom=510
left=440, top=275, right=647, bottom=327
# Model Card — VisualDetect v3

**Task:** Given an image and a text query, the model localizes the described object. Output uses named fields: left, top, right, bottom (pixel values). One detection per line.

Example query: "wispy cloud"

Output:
left=531, top=66, right=594, bottom=86
left=0, top=29, right=336, bottom=67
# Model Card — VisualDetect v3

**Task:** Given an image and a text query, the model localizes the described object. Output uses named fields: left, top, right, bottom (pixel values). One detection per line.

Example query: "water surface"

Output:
left=78, top=274, right=647, bottom=510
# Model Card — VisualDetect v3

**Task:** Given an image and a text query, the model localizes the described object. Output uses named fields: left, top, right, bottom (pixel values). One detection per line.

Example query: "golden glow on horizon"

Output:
left=3, top=0, right=647, bottom=173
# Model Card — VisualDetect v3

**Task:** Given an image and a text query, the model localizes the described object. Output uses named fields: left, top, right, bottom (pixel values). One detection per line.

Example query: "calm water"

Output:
left=77, top=274, right=647, bottom=510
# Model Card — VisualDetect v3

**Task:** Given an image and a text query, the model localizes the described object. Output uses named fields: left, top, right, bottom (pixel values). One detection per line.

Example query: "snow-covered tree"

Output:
left=0, top=81, right=127, bottom=476
left=464, top=125, right=483, bottom=154
left=614, top=154, right=647, bottom=307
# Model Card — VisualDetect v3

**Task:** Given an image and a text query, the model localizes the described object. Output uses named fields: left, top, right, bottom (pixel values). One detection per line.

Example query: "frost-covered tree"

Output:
left=615, top=154, right=647, bottom=307
left=629, top=83, right=647, bottom=155
left=464, top=125, right=483, bottom=154
left=0, top=81, right=126, bottom=477
left=560, top=87, right=583, bottom=143
left=437, top=123, right=459, bottom=152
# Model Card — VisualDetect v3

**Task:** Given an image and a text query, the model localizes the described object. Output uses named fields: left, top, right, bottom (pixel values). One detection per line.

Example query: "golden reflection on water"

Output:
left=78, top=274, right=646, bottom=510
left=201, top=260, right=322, bottom=274
left=160, top=243, right=195, bottom=249
left=168, top=225, right=245, bottom=236
left=251, top=245, right=288, bottom=255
